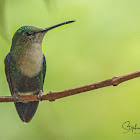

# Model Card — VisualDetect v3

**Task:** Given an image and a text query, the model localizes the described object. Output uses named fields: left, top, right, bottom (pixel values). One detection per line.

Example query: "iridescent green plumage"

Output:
left=16, top=26, right=40, bottom=33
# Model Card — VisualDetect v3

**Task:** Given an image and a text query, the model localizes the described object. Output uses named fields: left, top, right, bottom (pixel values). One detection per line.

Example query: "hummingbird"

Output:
left=4, top=20, right=75, bottom=123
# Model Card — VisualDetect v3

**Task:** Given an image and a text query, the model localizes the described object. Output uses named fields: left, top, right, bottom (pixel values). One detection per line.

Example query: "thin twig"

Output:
left=1, top=71, right=140, bottom=103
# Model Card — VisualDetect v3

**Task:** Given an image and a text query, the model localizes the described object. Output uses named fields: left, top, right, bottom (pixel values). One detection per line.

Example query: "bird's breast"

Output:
left=17, top=43, right=43, bottom=77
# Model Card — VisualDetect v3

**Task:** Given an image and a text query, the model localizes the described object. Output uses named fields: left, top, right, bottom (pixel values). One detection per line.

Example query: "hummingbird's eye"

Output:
left=26, top=32, right=32, bottom=36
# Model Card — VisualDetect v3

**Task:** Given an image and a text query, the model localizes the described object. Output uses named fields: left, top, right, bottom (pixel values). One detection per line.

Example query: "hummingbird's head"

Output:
left=12, top=26, right=46, bottom=46
left=11, top=20, right=75, bottom=47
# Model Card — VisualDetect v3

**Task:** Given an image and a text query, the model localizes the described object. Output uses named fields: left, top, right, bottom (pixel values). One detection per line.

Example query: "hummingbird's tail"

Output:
left=14, top=101, right=39, bottom=123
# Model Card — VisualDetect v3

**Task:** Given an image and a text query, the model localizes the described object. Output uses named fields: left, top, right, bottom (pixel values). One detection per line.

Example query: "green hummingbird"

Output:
left=4, top=20, right=75, bottom=123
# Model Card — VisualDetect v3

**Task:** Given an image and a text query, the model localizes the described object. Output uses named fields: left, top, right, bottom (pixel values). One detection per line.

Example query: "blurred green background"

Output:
left=0, top=0, right=140, bottom=139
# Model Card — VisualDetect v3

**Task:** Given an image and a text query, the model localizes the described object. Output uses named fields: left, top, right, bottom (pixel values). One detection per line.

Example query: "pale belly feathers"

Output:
left=18, top=43, right=43, bottom=78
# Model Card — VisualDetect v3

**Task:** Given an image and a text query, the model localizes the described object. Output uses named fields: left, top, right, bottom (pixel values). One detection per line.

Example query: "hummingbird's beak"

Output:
left=40, top=20, right=75, bottom=33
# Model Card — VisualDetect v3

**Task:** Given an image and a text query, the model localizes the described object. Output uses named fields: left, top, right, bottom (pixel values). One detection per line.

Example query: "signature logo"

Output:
left=122, top=121, right=140, bottom=134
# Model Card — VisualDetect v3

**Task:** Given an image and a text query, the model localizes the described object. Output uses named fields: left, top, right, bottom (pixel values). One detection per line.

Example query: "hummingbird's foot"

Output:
left=38, top=90, right=43, bottom=101
left=13, top=93, right=18, bottom=102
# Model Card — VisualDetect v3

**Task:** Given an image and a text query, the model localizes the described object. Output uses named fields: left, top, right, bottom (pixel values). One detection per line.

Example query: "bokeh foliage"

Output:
left=0, top=0, right=140, bottom=139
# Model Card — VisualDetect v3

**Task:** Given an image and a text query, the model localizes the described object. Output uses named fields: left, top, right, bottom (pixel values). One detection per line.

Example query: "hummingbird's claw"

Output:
left=38, top=90, right=43, bottom=101
left=13, top=93, right=18, bottom=102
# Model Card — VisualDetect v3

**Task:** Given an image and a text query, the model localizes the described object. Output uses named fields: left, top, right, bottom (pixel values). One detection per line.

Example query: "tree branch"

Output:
left=1, top=71, right=140, bottom=103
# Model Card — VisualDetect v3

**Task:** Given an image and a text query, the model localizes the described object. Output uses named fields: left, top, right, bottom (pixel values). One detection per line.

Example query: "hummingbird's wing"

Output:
left=43, top=55, right=46, bottom=83
left=4, top=53, right=14, bottom=95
